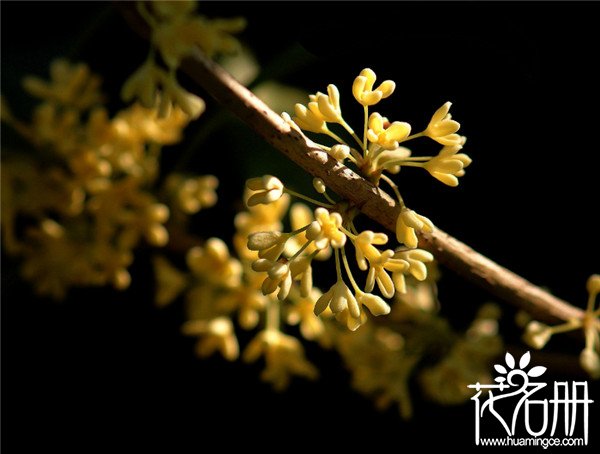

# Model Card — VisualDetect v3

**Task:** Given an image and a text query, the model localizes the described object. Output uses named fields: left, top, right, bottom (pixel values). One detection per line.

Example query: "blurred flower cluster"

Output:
left=122, top=0, right=245, bottom=118
left=1, top=59, right=216, bottom=299
left=522, top=274, right=600, bottom=378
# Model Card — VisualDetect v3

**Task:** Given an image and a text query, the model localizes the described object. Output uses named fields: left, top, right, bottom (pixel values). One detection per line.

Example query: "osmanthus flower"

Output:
left=352, top=68, right=396, bottom=106
left=121, top=63, right=205, bottom=119
left=354, top=230, right=390, bottom=270
left=121, top=60, right=159, bottom=109
left=327, top=144, right=352, bottom=162
left=112, top=102, right=192, bottom=146
left=164, top=173, right=219, bottom=215
left=123, top=1, right=243, bottom=118
left=22, top=58, right=103, bottom=110
left=245, top=175, right=284, bottom=207
left=364, top=249, right=408, bottom=299
left=335, top=308, right=368, bottom=332
left=252, top=259, right=293, bottom=301
left=356, top=290, right=392, bottom=317
left=285, top=203, right=332, bottom=261
left=247, top=231, right=289, bottom=261
left=186, top=238, right=243, bottom=288
left=286, top=287, right=332, bottom=346
left=249, top=252, right=313, bottom=301
left=306, top=208, right=347, bottom=249
left=423, top=144, right=472, bottom=187
left=367, top=113, right=411, bottom=150
left=182, top=316, right=239, bottom=361
left=392, top=249, right=435, bottom=294
left=140, top=203, right=170, bottom=247
left=243, top=329, right=318, bottom=391
left=233, top=191, right=290, bottom=261
left=214, top=278, right=268, bottom=330
left=140, top=0, right=246, bottom=66
left=523, top=274, right=600, bottom=379
left=313, top=85, right=343, bottom=123
left=315, top=280, right=361, bottom=319
left=395, top=208, right=434, bottom=249
left=292, top=102, right=328, bottom=134
left=423, top=102, right=463, bottom=146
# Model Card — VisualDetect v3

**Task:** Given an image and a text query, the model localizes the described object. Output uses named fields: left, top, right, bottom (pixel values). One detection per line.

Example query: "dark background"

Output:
left=2, top=1, right=599, bottom=452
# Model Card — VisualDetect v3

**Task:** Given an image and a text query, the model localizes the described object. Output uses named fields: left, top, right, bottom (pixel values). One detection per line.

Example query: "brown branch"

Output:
left=118, top=3, right=584, bottom=324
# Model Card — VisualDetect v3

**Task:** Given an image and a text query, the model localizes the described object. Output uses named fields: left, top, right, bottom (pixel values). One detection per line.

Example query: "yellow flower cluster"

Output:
left=243, top=173, right=435, bottom=331
left=335, top=275, right=502, bottom=418
left=154, top=183, right=502, bottom=407
left=122, top=1, right=245, bottom=117
left=522, top=275, right=600, bottom=378
left=286, top=68, right=472, bottom=252
left=154, top=189, right=323, bottom=390
left=1, top=60, right=215, bottom=299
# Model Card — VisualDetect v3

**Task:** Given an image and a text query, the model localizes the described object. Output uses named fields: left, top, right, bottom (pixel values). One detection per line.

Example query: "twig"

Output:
left=118, top=3, right=585, bottom=324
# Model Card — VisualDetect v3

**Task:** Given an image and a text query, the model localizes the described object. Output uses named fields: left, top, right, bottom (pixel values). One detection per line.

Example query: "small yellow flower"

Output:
left=289, top=255, right=314, bottom=297
left=587, top=274, right=600, bottom=299
left=247, top=231, right=288, bottom=261
left=354, top=230, right=389, bottom=270
left=213, top=282, right=267, bottom=330
left=122, top=64, right=204, bottom=119
left=423, top=102, right=462, bottom=146
left=234, top=191, right=289, bottom=260
left=352, top=68, right=395, bottom=106
left=335, top=308, right=368, bottom=331
left=121, top=60, right=160, bottom=108
left=143, top=203, right=170, bottom=246
left=364, top=249, right=397, bottom=299
left=367, top=113, right=411, bottom=150
left=22, top=59, right=103, bottom=110
left=395, top=208, right=434, bottom=248
left=327, top=144, right=351, bottom=162
left=292, top=102, right=328, bottom=134
left=306, top=207, right=346, bottom=249
left=400, top=249, right=434, bottom=281
left=285, top=203, right=331, bottom=260
left=424, top=145, right=472, bottom=187
left=523, top=321, right=553, bottom=349
left=287, top=288, right=330, bottom=343
left=372, top=146, right=412, bottom=174
left=165, top=174, right=218, bottom=214
left=356, top=290, right=391, bottom=316
left=187, top=238, right=242, bottom=288
left=313, top=84, right=342, bottom=123
left=160, top=72, right=206, bottom=119
left=245, top=175, right=284, bottom=207
left=182, top=316, right=239, bottom=361
left=243, top=329, right=318, bottom=391
left=392, top=249, right=434, bottom=293
left=252, top=259, right=292, bottom=300
left=152, top=13, right=246, bottom=66
left=315, top=280, right=360, bottom=319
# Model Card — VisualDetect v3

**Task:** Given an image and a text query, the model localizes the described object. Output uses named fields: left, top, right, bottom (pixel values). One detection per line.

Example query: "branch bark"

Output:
left=118, top=3, right=584, bottom=324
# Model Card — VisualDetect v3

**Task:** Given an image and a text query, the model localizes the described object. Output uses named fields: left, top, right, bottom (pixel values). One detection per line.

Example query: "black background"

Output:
left=2, top=1, right=599, bottom=452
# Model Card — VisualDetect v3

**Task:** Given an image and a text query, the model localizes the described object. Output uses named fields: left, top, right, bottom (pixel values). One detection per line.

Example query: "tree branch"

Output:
left=118, top=3, right=584, bottom=324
